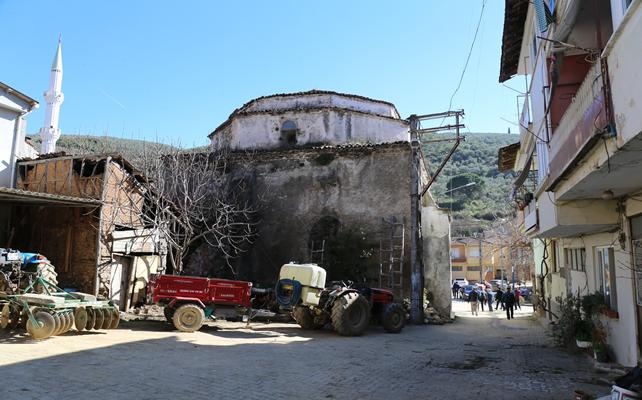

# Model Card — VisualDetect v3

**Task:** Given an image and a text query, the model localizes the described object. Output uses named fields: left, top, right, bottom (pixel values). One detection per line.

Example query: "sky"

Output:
left=0, top=0, right=523, bottom=147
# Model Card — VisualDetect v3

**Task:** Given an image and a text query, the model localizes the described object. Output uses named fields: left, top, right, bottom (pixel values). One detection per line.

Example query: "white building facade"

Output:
left=209, top=90, right=409, bottom=151
left=499, top=0, right=642, bottom=366
left=0, top=82, right=38, bottom=188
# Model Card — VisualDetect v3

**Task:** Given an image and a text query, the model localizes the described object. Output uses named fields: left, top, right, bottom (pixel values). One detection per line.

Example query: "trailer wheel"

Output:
left=331, top=293, right=370, bottom=336
left=381, top=303, right=405, bottom=333
left=26, top=310, right=55, bottom=339
left=292, top=306, right=324, bottom=330
left=172, top=304, right=204, bottom=332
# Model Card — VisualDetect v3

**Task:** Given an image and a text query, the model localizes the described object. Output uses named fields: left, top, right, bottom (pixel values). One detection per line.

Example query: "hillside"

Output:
left=421, top=132, right=518, bottom=227
left=28, top=133, right=518, bottom=226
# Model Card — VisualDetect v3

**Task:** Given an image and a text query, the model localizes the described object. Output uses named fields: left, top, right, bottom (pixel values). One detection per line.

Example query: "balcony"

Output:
left=545, top=60, right=607, bottom=193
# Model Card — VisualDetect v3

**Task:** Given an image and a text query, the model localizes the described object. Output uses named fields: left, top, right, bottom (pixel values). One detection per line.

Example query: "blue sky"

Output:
left=0, top=0, right=522, bottom=147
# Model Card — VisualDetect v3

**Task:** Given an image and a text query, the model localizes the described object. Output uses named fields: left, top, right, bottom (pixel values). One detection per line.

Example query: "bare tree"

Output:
left=136, top=146, right=258, bottom=274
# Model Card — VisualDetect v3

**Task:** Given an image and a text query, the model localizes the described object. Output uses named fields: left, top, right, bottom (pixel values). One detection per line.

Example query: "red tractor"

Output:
left=275, top=263, right=405, bottom=336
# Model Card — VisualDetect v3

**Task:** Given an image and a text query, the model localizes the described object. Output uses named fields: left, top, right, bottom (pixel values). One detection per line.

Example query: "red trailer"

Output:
left=148, top=274, right=257, bottom=332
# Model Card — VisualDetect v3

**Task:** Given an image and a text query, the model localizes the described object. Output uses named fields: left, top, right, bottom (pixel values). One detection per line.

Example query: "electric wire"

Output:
left=439, top=0, right=487, bottom=128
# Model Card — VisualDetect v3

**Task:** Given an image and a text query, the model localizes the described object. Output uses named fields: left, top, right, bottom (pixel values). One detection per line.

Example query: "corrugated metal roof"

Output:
left=0, top=187, right=101, bottom=207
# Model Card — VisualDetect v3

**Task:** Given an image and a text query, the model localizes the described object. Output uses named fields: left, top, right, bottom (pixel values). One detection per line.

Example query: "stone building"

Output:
left=199, top=90, right=451, bottom=315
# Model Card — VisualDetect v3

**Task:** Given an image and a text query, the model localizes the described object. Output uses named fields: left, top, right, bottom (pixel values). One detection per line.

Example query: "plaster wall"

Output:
left=606, top=2, right=642, bottom=146
left=0, top=108, right=18, bottom=187
left=578, top=231, right=637, bottom=367
left=244, top=93, right=399, bottom=118
left=212, top=109, right=409, bottom=151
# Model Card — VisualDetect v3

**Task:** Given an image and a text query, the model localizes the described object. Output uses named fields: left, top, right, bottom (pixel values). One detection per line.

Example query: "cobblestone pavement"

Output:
left=0, top=299, right=614, bottom=400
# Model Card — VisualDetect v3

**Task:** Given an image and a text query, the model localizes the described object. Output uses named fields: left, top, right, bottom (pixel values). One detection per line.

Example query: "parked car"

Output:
left=460, top=284, right=475, bottom=300
left=489, top=279, right=508, bottom=291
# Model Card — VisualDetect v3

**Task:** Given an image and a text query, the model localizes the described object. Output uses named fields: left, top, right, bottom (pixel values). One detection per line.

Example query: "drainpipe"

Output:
left=9, top=114, right=24, bottom=188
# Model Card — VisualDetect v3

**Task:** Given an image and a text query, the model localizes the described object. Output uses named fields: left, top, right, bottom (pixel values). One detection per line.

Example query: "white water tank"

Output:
left=278, top=263, right=327, bottom=306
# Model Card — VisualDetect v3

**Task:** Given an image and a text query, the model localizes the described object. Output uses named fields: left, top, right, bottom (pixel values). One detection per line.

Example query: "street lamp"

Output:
left=439, top=181, right=476, bottom=195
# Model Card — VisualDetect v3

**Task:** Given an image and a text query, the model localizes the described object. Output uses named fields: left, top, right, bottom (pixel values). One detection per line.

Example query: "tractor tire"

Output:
left=381, top=303, right=405, bottom=333
left=331, top=292, right=370, bottom=336
left=33, top=262, right=58, bottom=293
left=26, top=310, right=55, bottom=340
left=292, top=306, right=324, bottom=330
left=172, top=304, right=204, bottom=332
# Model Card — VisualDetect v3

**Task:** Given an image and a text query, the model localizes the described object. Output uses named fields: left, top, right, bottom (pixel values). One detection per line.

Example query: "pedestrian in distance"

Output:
left=514, top=286, right=522, bottom=310
left=468, top=287, right=479, bottom=316
left=452, top=281, right=460, bottom=299
left=495, top=287, right=504, bottom=310
left=486, top=288, right=494, bottom=311
left=478, top=288, right=486, bottom=311
left=503, top=287, right=516, bottom=320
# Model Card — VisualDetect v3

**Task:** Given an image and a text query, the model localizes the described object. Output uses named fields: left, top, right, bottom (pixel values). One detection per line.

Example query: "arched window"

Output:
left=280, top=120, right=298, bottom=145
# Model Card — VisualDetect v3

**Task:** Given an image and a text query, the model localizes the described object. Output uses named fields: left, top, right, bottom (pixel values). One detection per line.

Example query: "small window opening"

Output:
left=281, top=120, right=298, bottom=145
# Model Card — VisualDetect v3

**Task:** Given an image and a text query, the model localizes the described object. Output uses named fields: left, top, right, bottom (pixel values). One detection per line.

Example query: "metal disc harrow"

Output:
left=1, top=275, right=120, bottom=340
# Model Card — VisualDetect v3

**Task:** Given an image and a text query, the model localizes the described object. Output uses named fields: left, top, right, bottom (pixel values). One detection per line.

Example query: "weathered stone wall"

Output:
left=422, top=201, right=452, bottom=318
left=187, top=143, right=415, bottom=295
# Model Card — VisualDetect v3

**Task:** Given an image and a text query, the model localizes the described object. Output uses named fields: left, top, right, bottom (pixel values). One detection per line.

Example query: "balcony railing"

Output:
left=546, top=60, right=607, bottom=189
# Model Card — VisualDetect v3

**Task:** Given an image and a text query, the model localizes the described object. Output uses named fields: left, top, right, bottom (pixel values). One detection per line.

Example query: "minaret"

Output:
left=39, top=37, right=64, bottom=154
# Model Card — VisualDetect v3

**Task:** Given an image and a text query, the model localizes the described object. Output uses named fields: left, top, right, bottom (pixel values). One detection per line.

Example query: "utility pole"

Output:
left=409, top=117, right=423, bottom=324
left=408, top=110, right=465, bottom=324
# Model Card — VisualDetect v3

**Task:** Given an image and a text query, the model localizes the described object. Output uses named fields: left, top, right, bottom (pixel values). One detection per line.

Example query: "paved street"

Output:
left=0, top=300, right=612, bottom=400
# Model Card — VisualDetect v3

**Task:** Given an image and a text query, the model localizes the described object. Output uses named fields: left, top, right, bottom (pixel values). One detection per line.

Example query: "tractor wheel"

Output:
left=33, top=262, right=58, bottom=293
left=26, top=310, right=56, bottom=340
left=292, top=306, right=324, bottom=330
left=172, top=304, right=204, bottom=332
left=163, top=306, right=175, bottom=323
left=331, top=293, right=370, bottom=336
left=381, top=303, right=405, bottom=333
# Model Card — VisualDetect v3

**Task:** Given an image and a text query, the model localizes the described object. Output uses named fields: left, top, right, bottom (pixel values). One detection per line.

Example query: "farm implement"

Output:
left=0, top=248, right=119, bottom=340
